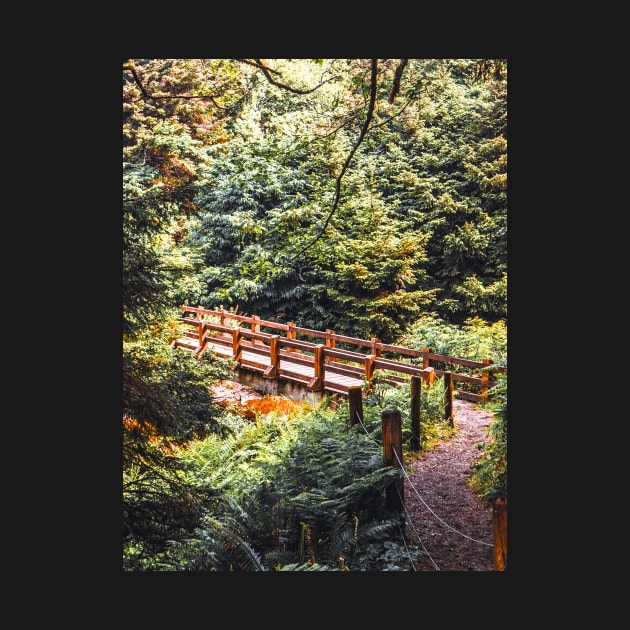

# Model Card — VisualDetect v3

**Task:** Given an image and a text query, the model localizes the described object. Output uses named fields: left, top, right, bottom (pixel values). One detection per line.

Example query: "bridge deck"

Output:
left=176, top=336, right=365, bottom=395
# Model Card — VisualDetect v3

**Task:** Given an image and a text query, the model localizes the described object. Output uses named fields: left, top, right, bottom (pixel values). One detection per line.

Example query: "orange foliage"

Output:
left=123, top=414, right=157, bottom=437
left=244, top=396, right=302, bottom=417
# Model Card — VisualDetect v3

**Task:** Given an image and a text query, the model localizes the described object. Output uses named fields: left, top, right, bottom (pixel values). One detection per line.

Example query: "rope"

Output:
left=390, top=443, right=492, bottom=547
left=353, top=407, right=492, bottom=574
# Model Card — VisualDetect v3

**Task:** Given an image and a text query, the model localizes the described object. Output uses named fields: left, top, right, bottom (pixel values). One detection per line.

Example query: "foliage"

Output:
left=166, top=58, right=507, bottom=338
left=123, top=321, right=235, bottom=442
left=124, top=399, right=428, bottom=571
left=469, top=374, right=508, bottom=500
left=122, top=440, right=209, bottom=559
left=123, top=61, right=255, bottom=560
left=122, top=321, right=238, bottom=558
left=401, top=313, right=507, bottom=366
left=357, top=375, right=454, bottom=450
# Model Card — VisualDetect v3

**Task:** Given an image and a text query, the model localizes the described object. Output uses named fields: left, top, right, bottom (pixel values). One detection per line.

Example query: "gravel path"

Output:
left=403, top=399, right=497, bottom=571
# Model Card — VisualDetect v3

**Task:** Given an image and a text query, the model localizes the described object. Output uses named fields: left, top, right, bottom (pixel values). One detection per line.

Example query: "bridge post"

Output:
left=348, top=386, right=363, bottom=428
left=422, top=347, right=431, bottom=369
left=194, top=321, right=209, bottom=356
left=480, top=358, right=493, bottom=396
left=307, top=344, right=325, bottom=390
left=287, top=322, right=296, bottom=353
left=325, top=330, right=337, bottom=362
left=251, top=315, right=261, bottom=345
left=363, top=355, right=376, bottom=393
left=410, top=375, right=422, bottom=451
left=231, top=327, right=242, bottom=364
left=382, top=408, right=404, bottom=512
left=370, top=338, right=381, bottom=357
left=263, top=335, right=280, bottom=378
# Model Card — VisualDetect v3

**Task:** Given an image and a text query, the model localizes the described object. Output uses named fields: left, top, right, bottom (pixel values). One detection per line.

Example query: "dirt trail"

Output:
left=403, top=398, right=497, bottom=571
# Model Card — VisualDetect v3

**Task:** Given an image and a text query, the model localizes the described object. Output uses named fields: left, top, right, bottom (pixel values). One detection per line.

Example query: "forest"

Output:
left=122, top=58, right=507, bottom=571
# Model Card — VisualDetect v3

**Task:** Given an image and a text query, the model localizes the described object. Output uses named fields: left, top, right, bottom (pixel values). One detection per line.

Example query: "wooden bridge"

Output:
left=171, top=306, right=503, bottom=402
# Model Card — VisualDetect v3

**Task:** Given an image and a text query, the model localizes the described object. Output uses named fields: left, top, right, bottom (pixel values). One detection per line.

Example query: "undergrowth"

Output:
left=123, top=381, right=451, bottom=571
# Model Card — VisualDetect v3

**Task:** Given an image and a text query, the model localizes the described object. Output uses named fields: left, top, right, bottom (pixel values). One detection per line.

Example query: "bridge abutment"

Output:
left=231, top=367, right=327, bottom=405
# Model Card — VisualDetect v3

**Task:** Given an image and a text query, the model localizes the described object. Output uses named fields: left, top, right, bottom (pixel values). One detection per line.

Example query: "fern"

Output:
left=324, top=516, right=358, bottom=565
left=274, top=562, right=334, bottom=571
left=222, top=529, right=268, bottom=571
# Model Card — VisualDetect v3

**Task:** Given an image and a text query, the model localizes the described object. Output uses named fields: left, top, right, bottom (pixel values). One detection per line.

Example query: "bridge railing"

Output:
left=172, top=306, right=504, bottom=401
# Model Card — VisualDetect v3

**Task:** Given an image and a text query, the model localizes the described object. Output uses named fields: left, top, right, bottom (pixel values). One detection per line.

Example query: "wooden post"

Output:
left=370, top=338, right=382, bottom=357
left=307, top=344, right=325, bottom=390
left=251, top=315, right=261, bottom=344
left=263, top=335, right=280, bottom=378
left=422, top=347, right=431, bottom=369
left=493, top=497, right=507, bottom=571
left=382, top=409, right=404, bottom=511
left=348, top=386, right=363, bottom=428
left=443, top=371, right=454, bottom=426
left=286, top=322, right=296, bottom=352
left=364, top=354, right=376, bottom=392
left=220, top=309, right=227, bottom=326
left=410, top=375, right=421, bottom=451
left=231, top=327, right=242, bottom=363
left=325, top=330, right=337, bottom=362
left=194, top=321, right=208, bottom=356
left=481, top=358, right=493, bottom=396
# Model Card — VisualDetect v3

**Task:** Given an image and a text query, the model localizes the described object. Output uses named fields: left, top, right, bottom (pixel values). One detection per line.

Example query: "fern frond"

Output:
left=222, top=529, right=268, bottom=571
left=274, top=562, right=334, bottom=571
left=325, top=524, right=358, bottom=565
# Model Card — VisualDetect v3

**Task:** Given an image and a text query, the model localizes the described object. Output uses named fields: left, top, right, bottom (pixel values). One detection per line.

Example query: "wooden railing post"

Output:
left=194, top=306, right=205, bottom=349
left=348, top=386, right=363, bottom=428
left=364, top=354, right=376, bottom=391
left=263, top=335, right=280, bottom=378
left=251, top=315, right=261, bottom=344
left=382, top=409, right=404, bottom=511
left=307, top=344, right=325, bottom=390
left=220, top=309, right=227, bottom=326
left=325, top=329, right=337, bottom=362
left=194, top=321, right=209, bottom=356
left=197, top=320, right=204, bottom=347
left=410, top=375, right=421, bottom=451
left=443, top=371, right=454, bottom=426
left=422, top=347, right=431, bottom=369
left=481, top=358, right=493, bottom=395
left=370, top=338, right=382, bottom=357
left=231, top=327, right=242, bottom=363
left=493, top=497, right=507, bottom=571
left=286, top=322, right=296, bottom=353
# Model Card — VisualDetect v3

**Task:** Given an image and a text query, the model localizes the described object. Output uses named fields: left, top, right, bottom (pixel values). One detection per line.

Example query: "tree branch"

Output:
left=237, top=58, right=283, bottom=75
left=290, top=59, right=379, bottom=261
left=238, top=58, right=335, bottom=94
left=388, top=59, right=408, bottom=104
left=123, top=59, right=227, bottom=108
